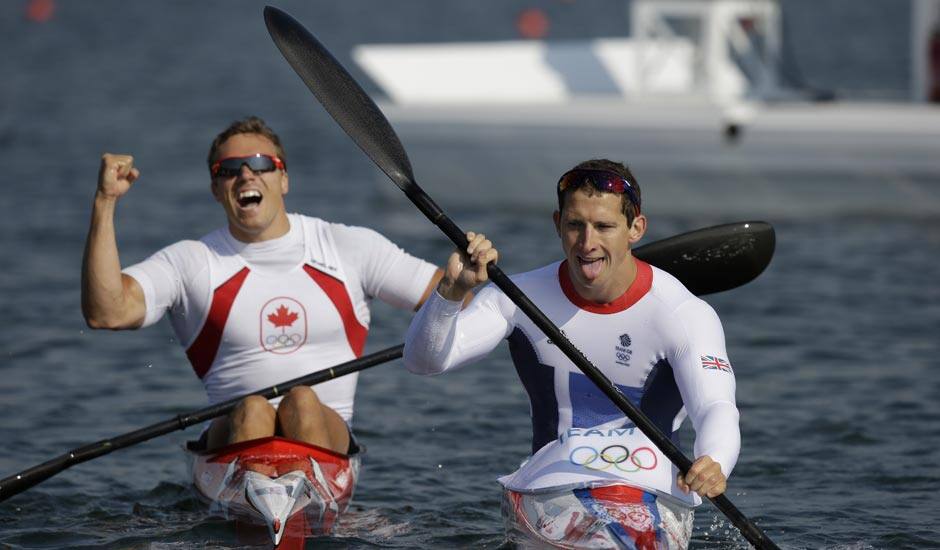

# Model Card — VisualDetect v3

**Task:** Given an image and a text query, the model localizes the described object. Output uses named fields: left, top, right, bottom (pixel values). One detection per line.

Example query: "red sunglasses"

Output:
left=557, top=169, right=641, bottom=213
left=210, top=154, right=286, bottom=178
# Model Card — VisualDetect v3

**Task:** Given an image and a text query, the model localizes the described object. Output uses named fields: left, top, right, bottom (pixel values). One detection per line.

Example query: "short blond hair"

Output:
left=206, top=116, right=287, bottom=170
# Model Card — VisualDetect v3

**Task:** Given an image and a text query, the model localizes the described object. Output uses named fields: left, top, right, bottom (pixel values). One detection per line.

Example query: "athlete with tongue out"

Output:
left=403, top=159, right=740, bottom=548
left=82, top=116, right=443, bottom=459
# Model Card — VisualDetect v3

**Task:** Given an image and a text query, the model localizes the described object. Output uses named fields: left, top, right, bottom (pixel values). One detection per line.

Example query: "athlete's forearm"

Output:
left=404, top=291, right=463, bottom=374
left=404, top=289, right=506, bottom=374
left=81, top=193, right=143, bottom=329
left=691, top=400, right=740, bottom=478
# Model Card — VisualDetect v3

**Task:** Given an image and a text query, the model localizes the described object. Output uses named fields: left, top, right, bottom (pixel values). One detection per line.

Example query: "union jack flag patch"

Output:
left=700, top=355, right=733, bottom=373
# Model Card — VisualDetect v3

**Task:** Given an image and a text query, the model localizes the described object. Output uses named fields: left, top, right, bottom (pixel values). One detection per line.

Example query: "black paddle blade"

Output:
left=633, top=221, right=775, bottom=296
left=263, top=6, right=415, bottom=191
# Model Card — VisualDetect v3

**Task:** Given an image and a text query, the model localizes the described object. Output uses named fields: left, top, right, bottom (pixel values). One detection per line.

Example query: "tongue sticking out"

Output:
left=579, top=258, right=604, bottom=280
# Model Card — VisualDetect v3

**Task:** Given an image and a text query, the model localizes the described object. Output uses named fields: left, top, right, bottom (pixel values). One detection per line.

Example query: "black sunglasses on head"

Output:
left=557, top=169, right=641, bottom=213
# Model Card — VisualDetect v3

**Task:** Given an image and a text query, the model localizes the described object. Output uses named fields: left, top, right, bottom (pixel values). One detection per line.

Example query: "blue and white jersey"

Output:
left=404, top=259, right=739, bottom=505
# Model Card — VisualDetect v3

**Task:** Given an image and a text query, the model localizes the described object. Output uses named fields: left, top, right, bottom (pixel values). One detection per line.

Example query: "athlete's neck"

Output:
left=559, top=257, right=651, bottom=315
left=224, top=214, right=304, bottom=272
left=567, top=255, right=637, bottom=304
left=227, top=212, right=291, bottom=243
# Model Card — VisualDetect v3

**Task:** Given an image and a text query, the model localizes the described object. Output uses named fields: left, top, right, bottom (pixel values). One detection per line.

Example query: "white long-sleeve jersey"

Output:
left=404, top=259, right=739, bottom=505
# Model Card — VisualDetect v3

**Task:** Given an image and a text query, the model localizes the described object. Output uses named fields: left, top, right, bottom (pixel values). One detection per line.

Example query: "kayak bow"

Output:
left=188, top=436, right=358, bottom=548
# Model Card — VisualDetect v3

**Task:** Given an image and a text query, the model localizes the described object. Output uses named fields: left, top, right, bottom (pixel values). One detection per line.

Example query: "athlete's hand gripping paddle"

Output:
left=263, top=6, right=779, bottom=549
left=0, top=220, right=770, bottom=503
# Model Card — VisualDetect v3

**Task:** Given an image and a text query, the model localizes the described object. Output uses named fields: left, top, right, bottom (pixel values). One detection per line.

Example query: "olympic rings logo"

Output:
left=265, top=333, right=304, bottom=347
left=260, top=297, right=307, bottom=354
left=569, top=445, right=658, bottom=472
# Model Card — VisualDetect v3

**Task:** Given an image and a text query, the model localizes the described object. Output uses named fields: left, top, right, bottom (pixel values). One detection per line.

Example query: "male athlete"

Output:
left=82, top=116, right=441, bottom=458
left=403, top=159, right=739, bottom=548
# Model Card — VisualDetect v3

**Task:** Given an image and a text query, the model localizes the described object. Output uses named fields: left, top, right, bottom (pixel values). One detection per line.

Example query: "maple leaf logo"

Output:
left=267, top=304, right=298, bottom=330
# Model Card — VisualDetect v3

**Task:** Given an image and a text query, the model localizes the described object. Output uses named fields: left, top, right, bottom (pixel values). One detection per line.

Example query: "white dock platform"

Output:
left=373, top=99, right=940, bottom=220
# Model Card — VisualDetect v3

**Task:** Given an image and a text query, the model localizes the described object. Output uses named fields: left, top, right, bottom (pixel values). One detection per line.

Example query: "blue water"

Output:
left=1, top=1, right=939, bottom=548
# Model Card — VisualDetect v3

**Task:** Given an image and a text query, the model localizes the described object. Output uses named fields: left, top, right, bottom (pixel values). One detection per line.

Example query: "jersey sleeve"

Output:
left=668, top=298, right=741, bottom=478
left=404, top=284, right=514, bottom=375
left=122, top=240, right=206, bottom=329
left=331, top=224, right=437, bottom=310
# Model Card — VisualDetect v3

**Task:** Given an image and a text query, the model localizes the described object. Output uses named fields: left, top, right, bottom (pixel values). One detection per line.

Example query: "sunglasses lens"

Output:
left=246, top=155, right=276, bottom=172
left=558, top=170, right=624, bottom=193
left=557, top=169, right=640, bottom=212
left=213, top=164, right=238, bottom=177
left=595, top=174, right=625, bottom=193
left=213, top=155, right=279, bottom=177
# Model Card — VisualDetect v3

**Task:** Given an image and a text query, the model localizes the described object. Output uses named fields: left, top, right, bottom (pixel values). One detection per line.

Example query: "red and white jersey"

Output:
left=404, top=259, right=739, bottom=505
left=124, top=213, right=436, bottom=422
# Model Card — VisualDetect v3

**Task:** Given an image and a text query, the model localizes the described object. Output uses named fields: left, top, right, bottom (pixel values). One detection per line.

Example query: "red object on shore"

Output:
left=25, top=0, right=55, bottom=23
left=517, top=8, right=549, bottom=39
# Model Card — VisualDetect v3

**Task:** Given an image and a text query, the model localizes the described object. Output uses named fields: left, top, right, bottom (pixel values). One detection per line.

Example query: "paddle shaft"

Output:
left=0, top=215, right=766, bottom=504
left=263, top=6, right=778, bottom=546
left=0, top=222, right=761, bottom=505
left=0, top=344, right=403, bottom=502
left=407, top=187, right=776, bottom=548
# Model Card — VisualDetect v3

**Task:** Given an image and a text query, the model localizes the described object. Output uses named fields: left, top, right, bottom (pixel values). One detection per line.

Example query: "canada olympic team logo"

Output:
left=569, top=445, right=658, bottom=473
left=260, top=297, right=307, bottom=354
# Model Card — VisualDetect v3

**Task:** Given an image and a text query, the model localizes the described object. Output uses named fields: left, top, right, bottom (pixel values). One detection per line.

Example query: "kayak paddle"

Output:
left=0, top=345, right=403, bottom=502
left=264, top=6, right=779, bottom=548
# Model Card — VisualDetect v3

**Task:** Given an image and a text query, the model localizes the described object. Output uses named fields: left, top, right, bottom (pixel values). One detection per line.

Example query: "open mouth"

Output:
left=237, top=189, right=263, bottom=208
